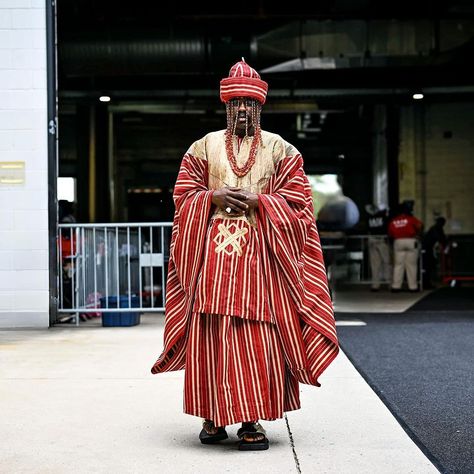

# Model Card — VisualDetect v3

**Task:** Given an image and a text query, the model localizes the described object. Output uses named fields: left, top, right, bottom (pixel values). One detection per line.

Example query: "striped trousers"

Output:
left=184, top=313, right=301, bottom=427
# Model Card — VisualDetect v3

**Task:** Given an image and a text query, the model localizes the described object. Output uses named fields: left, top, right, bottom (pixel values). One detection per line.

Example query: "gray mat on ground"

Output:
left=336, top=310, right=474, bottom=474
left=408, top=287, right=474, bottom=311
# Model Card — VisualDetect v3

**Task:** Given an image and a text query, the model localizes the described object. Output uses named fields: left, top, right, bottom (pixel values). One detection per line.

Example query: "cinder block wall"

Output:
left=398, top=102, right=474, bottom=234
left=0, top=1, right=49, bottom=328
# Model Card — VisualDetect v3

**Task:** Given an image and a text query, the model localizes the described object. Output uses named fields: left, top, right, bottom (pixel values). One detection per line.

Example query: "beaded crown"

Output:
left=220, top=58, right=268, bottom=105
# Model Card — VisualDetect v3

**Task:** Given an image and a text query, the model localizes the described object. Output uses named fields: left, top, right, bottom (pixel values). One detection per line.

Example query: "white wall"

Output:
left=424, top=103, right=474, bottom=233
left=398, top=102, right=474, bottom=234
left=0, top=0, right=49, bottom=328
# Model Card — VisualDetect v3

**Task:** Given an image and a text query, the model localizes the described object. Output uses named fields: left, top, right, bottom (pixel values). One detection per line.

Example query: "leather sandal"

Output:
left=237, top=422, right=269, bottom=451
left=199, top=419, right=228, bottom=444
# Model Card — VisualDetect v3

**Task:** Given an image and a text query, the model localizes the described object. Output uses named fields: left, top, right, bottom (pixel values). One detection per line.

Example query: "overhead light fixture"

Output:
left=413, top=93, right=424, bottom=100
left=99, top=96, right=111, bottom=102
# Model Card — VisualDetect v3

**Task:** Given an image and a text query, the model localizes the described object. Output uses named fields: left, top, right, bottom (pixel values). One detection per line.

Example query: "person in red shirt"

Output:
left=388, top=203, right=423, bottom=291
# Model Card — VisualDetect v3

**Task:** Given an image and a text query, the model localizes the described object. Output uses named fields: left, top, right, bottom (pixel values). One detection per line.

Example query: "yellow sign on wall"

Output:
left=0, top=161, right=25, bottom=185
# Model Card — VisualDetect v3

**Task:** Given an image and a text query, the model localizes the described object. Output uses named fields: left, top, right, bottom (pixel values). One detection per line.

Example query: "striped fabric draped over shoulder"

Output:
left=151, top=153, right=212, bottom=373
left=152, top=148, right=339, bottom=387
left=257, top=154, right=339, bottom=386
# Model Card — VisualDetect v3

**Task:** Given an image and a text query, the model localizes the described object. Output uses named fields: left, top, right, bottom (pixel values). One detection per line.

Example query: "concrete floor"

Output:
left=332, top=286, right=431, bottom=313
left=0, top=311, right=438, bottom=474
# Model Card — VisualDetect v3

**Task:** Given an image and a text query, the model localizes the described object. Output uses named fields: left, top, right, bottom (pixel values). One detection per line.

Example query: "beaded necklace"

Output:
left=225, top=99, right=262, bottom=177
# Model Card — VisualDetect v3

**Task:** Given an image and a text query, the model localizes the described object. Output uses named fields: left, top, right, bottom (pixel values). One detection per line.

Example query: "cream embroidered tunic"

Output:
left=189, top=129, right=298, bottom=321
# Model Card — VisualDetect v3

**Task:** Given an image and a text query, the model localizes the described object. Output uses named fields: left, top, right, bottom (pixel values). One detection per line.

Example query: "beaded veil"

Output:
left=220, top=58, right=268, bottom=177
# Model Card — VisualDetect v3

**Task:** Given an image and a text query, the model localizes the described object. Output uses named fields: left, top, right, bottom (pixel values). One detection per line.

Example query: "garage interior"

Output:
left=57, top=1, right=474, bottom=231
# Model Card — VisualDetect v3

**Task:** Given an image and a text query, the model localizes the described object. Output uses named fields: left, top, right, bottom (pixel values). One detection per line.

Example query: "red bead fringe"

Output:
left=224, top=129, right=261, bottom=177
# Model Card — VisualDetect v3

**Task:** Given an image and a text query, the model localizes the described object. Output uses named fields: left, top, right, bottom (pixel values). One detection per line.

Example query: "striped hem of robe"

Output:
left=183, top=313, right=300, bottom=427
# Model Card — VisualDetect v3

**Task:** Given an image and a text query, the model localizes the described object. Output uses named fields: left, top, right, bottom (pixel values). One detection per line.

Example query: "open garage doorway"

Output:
left=52, top=2, right=474, bottom=323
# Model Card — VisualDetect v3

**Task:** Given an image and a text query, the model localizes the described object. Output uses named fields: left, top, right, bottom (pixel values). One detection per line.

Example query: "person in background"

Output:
left=388, top=202, right=423, bottom=292
left=58, top=200, right=77, bottom=322
left=365, top=204, right=391, bottom=291
left=58, top=200, right=77, bottom=271
left=422, top=216, right=447, bottom=289
left=59, top=200, right=76, bottom=224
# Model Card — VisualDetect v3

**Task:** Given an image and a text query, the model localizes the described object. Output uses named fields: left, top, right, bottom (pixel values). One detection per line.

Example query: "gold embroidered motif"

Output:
left=213, top=223, right=248, bottom=256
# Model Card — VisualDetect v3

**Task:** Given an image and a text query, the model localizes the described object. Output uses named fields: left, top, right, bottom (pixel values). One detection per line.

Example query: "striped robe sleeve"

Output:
left=257, top=154, right=339, bottom=386
left=151, top=153, right=212, bottom=374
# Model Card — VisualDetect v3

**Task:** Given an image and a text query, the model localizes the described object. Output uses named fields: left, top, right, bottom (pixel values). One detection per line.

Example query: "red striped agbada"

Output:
left=151, top=130, right=339, bottom=426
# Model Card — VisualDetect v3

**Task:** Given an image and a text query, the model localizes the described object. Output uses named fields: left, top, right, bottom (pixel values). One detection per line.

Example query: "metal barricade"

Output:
left=440, top=235, right=474, bottom=285
left=57, top=227, right=430, bottom=326
left=57, top=223, right=172, bottom=325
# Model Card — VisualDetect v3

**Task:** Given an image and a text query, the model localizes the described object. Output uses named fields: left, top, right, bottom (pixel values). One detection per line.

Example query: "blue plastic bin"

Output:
left=100, top=295, right=141, bottom=327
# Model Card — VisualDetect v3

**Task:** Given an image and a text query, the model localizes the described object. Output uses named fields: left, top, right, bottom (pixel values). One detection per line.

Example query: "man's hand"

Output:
left=212, top=187, right=249, bottom=215
left=240, top=190, right=259, bottom=211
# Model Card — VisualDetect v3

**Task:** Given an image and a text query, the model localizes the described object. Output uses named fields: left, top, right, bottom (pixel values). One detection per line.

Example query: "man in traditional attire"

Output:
left=150, top=59, right=339, bottom=450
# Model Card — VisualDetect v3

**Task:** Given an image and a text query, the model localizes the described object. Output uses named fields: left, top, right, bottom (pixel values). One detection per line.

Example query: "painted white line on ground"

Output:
left=336, top=320, right=367, bottom=326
